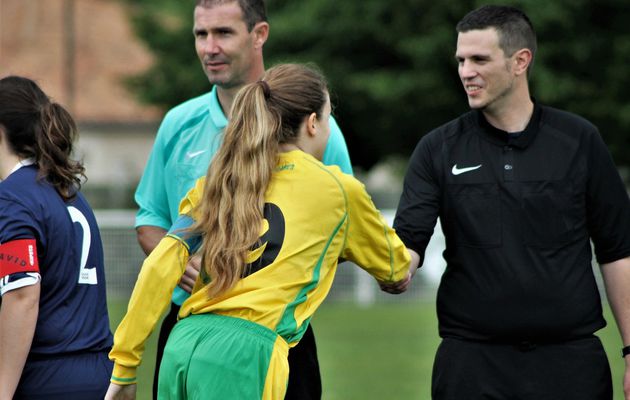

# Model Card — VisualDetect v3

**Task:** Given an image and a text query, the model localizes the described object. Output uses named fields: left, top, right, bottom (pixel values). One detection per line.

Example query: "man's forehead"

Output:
left=456, top=29, right=501, bottom=54
left=196, top=0, right=239, bottom=8
left=193, top=2, right=245, bottom=27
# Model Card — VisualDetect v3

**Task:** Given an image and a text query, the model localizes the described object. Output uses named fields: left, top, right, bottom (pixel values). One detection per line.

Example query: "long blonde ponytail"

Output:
left=192, top=63, right=328, bottom=297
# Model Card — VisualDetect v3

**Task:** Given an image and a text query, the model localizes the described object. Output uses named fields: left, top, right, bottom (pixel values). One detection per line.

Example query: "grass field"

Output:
left=108, top=299, right=626, bottom=400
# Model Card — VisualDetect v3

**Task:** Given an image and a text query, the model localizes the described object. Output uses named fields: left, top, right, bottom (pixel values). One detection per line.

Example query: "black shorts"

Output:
left=432, top=336, right=612, bottom=400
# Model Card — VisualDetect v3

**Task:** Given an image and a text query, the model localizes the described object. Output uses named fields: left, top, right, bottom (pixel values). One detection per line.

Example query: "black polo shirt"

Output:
left=394, top=103, right=630, bottom=342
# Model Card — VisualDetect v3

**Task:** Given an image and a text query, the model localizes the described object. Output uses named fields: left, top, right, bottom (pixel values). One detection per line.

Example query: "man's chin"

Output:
left=467, top=99, right=486, bottom=110
left=206, top=73, right=231, bottom=87
left=208, top=77, right=244, bottom=90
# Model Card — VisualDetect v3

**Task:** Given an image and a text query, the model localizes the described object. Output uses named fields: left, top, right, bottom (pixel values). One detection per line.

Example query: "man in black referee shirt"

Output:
left=393, top=5, right=630, bottom=399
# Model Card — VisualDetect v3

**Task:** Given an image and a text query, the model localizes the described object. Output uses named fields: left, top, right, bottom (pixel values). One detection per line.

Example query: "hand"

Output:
left=104, top=383, right=136, bottom=400
left=379, top=272, right=411, bottom=294
left=177, top=254, right=201, bottom=293
left=379, top=259, right=419, bottom=295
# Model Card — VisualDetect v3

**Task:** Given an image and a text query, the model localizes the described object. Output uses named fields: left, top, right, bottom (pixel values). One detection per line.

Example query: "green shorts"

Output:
left=158, top=313, right=289, bottom=400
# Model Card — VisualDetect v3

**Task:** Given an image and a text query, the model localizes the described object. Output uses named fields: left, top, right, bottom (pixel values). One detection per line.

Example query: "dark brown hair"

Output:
left=0, top=76, right=85, bottom=200
left=457, top=5, right=537, bottom=72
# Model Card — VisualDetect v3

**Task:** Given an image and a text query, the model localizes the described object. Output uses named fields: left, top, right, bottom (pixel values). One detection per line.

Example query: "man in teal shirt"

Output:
left=134, top=1, right=352, bottom=399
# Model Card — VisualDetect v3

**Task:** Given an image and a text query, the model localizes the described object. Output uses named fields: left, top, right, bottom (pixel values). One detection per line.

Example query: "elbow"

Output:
left=3, top=284, right=40, bottom=314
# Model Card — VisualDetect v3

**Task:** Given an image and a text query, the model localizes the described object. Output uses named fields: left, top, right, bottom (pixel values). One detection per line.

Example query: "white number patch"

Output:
left=67, top=206, right=98, bottom=285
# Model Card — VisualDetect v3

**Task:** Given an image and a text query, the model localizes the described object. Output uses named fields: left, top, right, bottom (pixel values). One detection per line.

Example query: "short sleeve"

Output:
left=135, top=116, right=174, bottom=230
left=585, top=131, right=630, bottom=264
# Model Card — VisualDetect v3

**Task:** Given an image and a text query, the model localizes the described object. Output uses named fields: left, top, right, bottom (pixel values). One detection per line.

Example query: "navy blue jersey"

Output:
left=0, top=164, right=112, bottom=356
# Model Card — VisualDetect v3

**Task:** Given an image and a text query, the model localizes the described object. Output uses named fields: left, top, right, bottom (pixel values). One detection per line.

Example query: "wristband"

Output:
left=622, top=345, right=630, bottom=358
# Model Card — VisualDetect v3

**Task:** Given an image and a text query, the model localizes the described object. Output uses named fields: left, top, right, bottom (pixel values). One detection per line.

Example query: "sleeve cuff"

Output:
left=111, top=363, right=138, bottom=385
left=135, top=209, right=171, bottom=231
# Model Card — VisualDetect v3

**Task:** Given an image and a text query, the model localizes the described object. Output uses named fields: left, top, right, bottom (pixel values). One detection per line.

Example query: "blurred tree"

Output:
left=527, top=0, right=630, bottom=162
left=121, top=0, right=208, bottom=106
left=121, top=0, right=630, bottom=170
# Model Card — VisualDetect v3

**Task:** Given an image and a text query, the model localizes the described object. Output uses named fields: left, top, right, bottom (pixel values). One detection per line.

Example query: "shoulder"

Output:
left=539, top=105, right=598, bottom=134
left=425, top=111, right=475, bottom=143
left=308, top=159, right=364, bottom=198
left=328, top=115, right=342, bottom=132
left=326, top=116, right=345, bottom=149
left=410, top=111, right=474, bottom=157
left=0, top=172, right=43, bottom=240
left=158, top=91, right=216, bottom=137
left=288, top=152, right=349, bottom=191
left=0, top=167, right=39, bottom=205
left=165, top=91, right=215, bottom=119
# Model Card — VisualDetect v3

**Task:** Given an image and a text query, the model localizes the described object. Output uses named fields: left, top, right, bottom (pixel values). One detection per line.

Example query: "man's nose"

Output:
left=459, top=60, right=477, bottom=79
left=201, top=37, right=220, bottom=54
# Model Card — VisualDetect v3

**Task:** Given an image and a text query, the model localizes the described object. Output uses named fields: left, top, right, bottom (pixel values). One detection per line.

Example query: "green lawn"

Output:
left=108, top=299, right=626, bottom=400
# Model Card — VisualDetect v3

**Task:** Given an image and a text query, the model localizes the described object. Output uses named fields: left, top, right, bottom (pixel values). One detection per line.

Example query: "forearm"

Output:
left=0, top=285, right=40, bottom=400
left=601, top=256, right=630, bottom=398
left=601, top=256, right=630, bottom=347
left=110, top=237, right=188, bottom=383
left=136, top=225, right=167, bottom=256
left=408, top=248, right=421, bottom=271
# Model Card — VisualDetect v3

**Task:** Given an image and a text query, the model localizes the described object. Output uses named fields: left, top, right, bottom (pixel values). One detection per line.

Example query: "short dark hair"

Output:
left=456, top=5, right=537, bottom=64
left=196, top=0, right=267, bottom=31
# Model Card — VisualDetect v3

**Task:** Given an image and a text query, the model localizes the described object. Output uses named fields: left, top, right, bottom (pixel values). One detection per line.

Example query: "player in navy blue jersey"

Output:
left=0, top=76, right=113, bottom=399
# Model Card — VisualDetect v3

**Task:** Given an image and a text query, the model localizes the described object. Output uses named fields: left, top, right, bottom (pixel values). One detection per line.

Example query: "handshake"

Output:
left=378, top=248, right=420, bottom=295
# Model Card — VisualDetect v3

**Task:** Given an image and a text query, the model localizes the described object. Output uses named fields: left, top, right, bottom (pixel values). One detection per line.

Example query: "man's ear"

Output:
left=252, top=21, right=269, bottom=49
left=513, top=48, right=532, bottom=76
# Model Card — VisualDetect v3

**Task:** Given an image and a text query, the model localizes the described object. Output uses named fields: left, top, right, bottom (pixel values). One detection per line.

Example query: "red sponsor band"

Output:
left=0, top=239, right=39, bottom=278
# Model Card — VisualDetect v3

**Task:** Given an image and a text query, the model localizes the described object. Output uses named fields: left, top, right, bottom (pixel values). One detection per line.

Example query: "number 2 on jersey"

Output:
left=67, top=206, right=98, bottom=285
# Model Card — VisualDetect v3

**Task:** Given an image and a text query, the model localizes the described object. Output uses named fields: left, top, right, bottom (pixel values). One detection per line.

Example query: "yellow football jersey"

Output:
left=110, top=150, right=410, bottom=382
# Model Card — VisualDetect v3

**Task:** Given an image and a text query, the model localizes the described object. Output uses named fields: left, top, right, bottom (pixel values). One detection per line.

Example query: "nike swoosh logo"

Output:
left=186, top=150, right=207, bottom=159
left=452, top=164, right=482, bottom=175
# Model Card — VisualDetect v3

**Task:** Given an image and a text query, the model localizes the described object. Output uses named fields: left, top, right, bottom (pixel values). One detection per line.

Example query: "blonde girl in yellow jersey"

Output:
left=105, top=63, right=419, bottom=400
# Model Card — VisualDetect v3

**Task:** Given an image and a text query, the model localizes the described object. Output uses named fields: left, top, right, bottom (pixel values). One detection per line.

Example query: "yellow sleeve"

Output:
left=109, top=236, right=189, bottom=384
left=109, top=179, right=205, bottom=384
left=340, top=176, right=410, bottom=283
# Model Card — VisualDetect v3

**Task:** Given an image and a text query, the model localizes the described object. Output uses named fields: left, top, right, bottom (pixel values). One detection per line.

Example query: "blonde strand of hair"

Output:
left=193, top=83, right=278, bottom=298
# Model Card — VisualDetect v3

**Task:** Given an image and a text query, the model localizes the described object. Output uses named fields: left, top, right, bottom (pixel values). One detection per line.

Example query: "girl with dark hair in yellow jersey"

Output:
left=106, top=63, right=418, bottom=400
